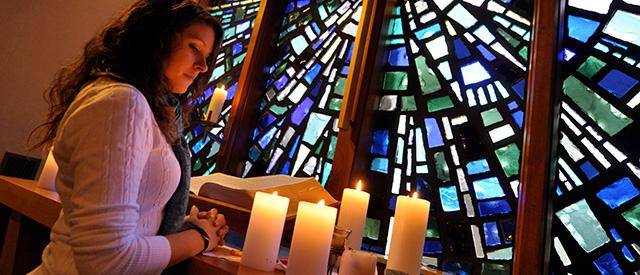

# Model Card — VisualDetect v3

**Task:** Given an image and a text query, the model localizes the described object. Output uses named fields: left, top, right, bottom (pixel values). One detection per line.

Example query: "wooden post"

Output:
left=215, top=0, right=287, bottom=176
left=512, top=0, right=565, bottom=273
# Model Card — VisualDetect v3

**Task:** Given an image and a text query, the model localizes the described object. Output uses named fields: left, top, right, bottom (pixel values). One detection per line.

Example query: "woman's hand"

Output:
left=196, top=208, right=229, bottom=246
left=185, top=205, right=223, bottom=252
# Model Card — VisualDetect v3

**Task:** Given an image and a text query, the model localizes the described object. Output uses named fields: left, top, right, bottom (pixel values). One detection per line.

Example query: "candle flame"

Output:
left=318, top=199, right=325, bottom=206
left=356, top=180, right=362, bottom=191
left=273, top=191, right=278, bottom=196
left=412, top=192, right=418, bottom=199
left=221, top=85, right=226, bottom=90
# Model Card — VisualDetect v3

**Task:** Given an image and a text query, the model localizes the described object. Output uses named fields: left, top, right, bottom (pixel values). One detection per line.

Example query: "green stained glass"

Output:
left=497, top=28, right=520, bottom=47
left=426, top=217, right=440, bottom=238
left=518, top=47, right=528, bottom=60
left=390, top=17, right=403, bottom=35
left=495, top=143, right=520, bottom=177
left=334, top=77, right=347, bottom=96
left=233, top=53, right=247, bottom=66
left=435, top=152, right=450, bottom=182
left=302, top=112, right=331, bottom=144
left=327, top=136, right=337, bottom=159
left=427, top=96, right=454, bottom=112
left=563, top=76, right=632, bottom=136
left=291, top=35, right=309, bottom=55
left=577, top=56, right=606, bottom=78
left=556, top=199, right=610, bottom=252
left=401, top=96, right=417, bottom=111
left=270, top=105, right=289, bottom=116
left=416, top=56, right=441, bottom=94
left=318, top=5, right=328, bottom=20
left=364, top=218, right=380, bottom=240
left=623, top=203, right=640, bottom=231
left=329, top=98, right=343, bottom=111
left=487, top=248, right=513, bottom=260
left=481, top=108, right=504, bottom=126
left=383, top=71, right=409, bottom=90
left=482, top=263, right=511, bottom=275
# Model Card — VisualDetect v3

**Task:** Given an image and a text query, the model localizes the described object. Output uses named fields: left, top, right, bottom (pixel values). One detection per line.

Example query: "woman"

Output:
left=28, top=0, right=227, bottom=273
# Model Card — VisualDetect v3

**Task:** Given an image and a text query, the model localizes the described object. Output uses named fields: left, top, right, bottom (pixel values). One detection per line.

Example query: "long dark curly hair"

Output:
left=29, top=0, right=222, bottom=150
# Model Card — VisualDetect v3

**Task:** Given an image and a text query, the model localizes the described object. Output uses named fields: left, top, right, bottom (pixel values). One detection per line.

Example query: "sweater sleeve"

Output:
left=55, top=84, right=171, bottom=274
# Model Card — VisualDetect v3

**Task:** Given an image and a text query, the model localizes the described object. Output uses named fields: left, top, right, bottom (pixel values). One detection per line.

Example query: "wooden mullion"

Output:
left=215, top=0, right=287, bottom=176
left=512, top=0, right=566, bottom=273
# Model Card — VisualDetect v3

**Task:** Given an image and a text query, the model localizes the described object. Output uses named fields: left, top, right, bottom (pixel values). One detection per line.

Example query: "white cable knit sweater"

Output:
left=31, top=78, right=180, bottom=275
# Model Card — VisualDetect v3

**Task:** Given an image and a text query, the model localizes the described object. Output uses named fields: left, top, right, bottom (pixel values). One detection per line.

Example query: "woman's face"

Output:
left=164, top=22, right=215, bottom=94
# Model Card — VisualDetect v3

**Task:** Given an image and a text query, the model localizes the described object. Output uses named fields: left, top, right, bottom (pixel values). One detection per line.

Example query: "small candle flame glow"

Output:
left=273, top=191, right=278, bottom=196
left=319, top=199, right=325, bottom=206
left=221, top=85, right=226, bottom=90
left=356, top=180, right=362, bottom=191
left=412, top=192, right=418, bottom=199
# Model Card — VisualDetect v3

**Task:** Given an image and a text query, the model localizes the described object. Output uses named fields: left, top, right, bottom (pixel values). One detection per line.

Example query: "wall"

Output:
left=0, top=0, right=132, bottom=160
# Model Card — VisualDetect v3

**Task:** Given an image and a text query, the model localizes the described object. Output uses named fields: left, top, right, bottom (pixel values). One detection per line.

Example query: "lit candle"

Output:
left=338, top=249, right=377, bottom=275
left=241, top=191, right=290, bottom=271
left=286, top=200, right=337, bottom=275
left=386, top=193, right=430, bottom=275
left=36, top=147, right=58, bottom=191
left=337, top=180, right=370, bottom=250
left=206, top=86, right=227, bottom=123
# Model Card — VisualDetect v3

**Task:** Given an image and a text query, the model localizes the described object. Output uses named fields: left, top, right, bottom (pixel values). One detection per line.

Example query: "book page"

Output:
left=190, top=173, right=243, bottom=193
left=241, top=174, right=313, bottom=190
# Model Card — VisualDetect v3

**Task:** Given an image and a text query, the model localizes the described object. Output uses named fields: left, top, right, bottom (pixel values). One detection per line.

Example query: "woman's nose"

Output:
left=195, top=57, right=208, bottom=72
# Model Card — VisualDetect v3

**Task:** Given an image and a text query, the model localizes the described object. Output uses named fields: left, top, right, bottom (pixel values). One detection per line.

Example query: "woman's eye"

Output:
left=190, top=44, right=200, bottom=53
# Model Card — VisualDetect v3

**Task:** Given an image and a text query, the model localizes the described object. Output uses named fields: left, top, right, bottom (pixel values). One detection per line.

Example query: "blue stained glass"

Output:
left=512, top=110, right=524, bottom=128
left=311, top=22, right=321, bottom=35
left=476, top=44, right=496, bottom=61
left=291, top=35, right=309, bottom=55
left=291, top=97, right=314, bottom=125
left=280, top=161, right=291, bottom=174
left=310, top=80, right=323, bottom=97
left=258, top=127, right=278, bottom=149
left=473, top=177, right=506, bottom=200
left=501, top=220, right=515, bottom=244
left=371, top=130, right=389, bottom=155
left=579, top=161, right=599, bottom=180
left=204, top=87, right=214, bottom=99
left=424, top=118, right=444, bottom=148
left=192, top=135, right=210, bottom=155
left=259, top=113, right=276, bottom=129
left=289, top=137, right=299, bottom=158
left=593, top=253, right=623, bottom=275
left=424, top=241, right=443, bottom=254
left=236, top=20, right=251, bottom=33
left=461, top=61, right=491, bottom=85
left=275, top=74, right=289, bottom=90
left=440, top=186, right=461, bottom=212
left=602, top=38, right=628, bottom=50
left=622, top=245, right=635, bottom=262
left=567, top=15, right=600, bottom=43
left=478, top=200, right=512, bottom=216
left=371, top=157, right=389, bottom=173
left=596, top=177, right=640, bottom=209
left=603, top=10, right=640, bottom=47
left=508, top=101, right=518, bottom=110
left=231, top=41, right=243, bottom=55
left=467, top=159, right=490, bottom=175
left=304, top=63, right=322, bottom=84
left=227, top=83, right=238, bottom=98
left=610, top=228, right=622, bottom=242
left=598, top=69, right=638, bottom=98
left=512, top=80, right=525, bottom=99
left=248, top=145, right=260, bottom=161
left=556, top=186, right=563, bottom=196
left=193, top=124, right=204, bottom=137
left=454, top=39, right=471, bottom=59
left=389, top=47, right=409, bottom=66
left=389, top=195, right=398, bottom=210
left=416, top=24, right=441, bottom=40
left=296, top=0, right=309, bottom=8
left=484, top=222, right=501, bottom=247
left=341, top=66, right=350, bottom=75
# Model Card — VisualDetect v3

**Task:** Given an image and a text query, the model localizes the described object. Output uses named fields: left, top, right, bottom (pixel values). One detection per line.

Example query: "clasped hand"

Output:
left=185, top=205, right=229, bottom=252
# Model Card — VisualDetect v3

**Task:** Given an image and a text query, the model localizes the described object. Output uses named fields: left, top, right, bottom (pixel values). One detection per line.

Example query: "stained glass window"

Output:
left=241, top=0, right=363, bottom=185
left=550, top=0, right=640, bottom=273
left=362, top=0, right=532, bottom=272
left=185, top=0, right=261, bottom=176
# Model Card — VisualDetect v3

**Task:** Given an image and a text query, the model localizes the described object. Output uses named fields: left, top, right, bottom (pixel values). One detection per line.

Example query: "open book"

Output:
left=191, top=173, right=338, bottom=216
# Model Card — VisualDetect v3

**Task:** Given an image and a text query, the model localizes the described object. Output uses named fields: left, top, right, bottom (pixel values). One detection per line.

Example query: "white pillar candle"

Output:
left=386, top=193, right=430, bottom=275
left=338, top=249, right=377, bottom=275
left=206, top=86, right=228, bottom=123
left=286, top=200, right=337, bottom=275
left=36, top=148, right=58, bottom=191
left=337, top=180, right=370, bottom=250
left=241, top=191, right=290, bottom=271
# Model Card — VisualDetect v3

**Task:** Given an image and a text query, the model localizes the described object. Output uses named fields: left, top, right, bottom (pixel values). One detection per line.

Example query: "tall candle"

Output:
left=241, top=191, right=290, bottom=271
left=338, top=249, right=377, bottom=275
left=36, top=148, right=58, bottom=191
left=337, top=180, right=370, bottom=250
left=386, top=193, right=430, bottom=275
left=286, top=200, right=337, bottom=275
left=206, top=86, right=227, bottom=123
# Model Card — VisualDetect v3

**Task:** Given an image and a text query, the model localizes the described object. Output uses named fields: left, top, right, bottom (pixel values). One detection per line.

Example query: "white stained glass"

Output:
left=416, top=165, right=429, bottom=173
left=267, top=148, right=284, bottom=173
left=494, top=81, right=510, bottom=98
left=398, top=115, right=407, bottom=135
left=556, top=199, right=610, bottom=253
left=463, top=194, right=475, bottom=217
left=433, top=0, right=453, bottom=10
left=291, top=35, right=309, bottom=55
left=491, top=42, right=527, bottom=70
left=379, top=95, right=398, bottom=111
left=425, top=36, right=449, bottom=60
left=558, top=157, right=584, bottom=186
left=595, top=43, right=610, bottom=53
left=446, top=21, right=457, bottom=36
left=603, top=142, right=627, bottom=162
left=466, top=89, right=477, bottom=107
left=421, top=12, right=436, bottom=24
left=288, top=83, right=307, bottom=103
left=442, top=117, right=453, bottom=140
left=473, top=25, right=496, bottom=44
left=464, top=0, right=485, bottom=7
left=385, top=217, right=394, bottom=256
left=560, top=133, right=584, bottom=161
left=627, top=91, right=640, bottom=108
left=410, top=39, right=420, bottom=54
left=477, top=87, right=488, bottom=105
left=292, top=145, right=310, bottom=175
left=505, top=10, right=530, bottom=26
left=396, top=138, right=404, bottom=164
left=438, top=61, right=453, bottom=80
left=451, top=115, right=468, bottom=125
left=487, top=84, right=498, bottom=102
left=510, top=180, right=519, bottom=198
left=585, top=126, right=602, bottom=141
left=321, top=37, right=343, bottom=63
left=343, top=22, right=358, bottom=37
left=560, top=114, right=582, bottom=140
left=624, top=0, right=640, bottom=5
left=281, top=127, right=295, bottom=146
left=562, top=102, right=587, bottom=125
left=568, top=0, right=612, bottom=15
left=416, top=128, right=427, bottom=162
left=302, top=156, right=317, bottom=175
left=304, top=26, right=317, bottom=41
left=461, top=62, right=491, bottom=85
left=603, top=10, right=640, bottom=47
left=457, top=168, right=468, bottom=191
left=414, top=1, right=428, bottom=14
left=554, top=237, right=572, bottom=266
left=580, top=138, right=611, bottom=168
left=392, top=168, right=401, bottom=194
left=628, top=163, right=640, bottom=179
left=487, top=1, right=505, bottom=13
left=471, top=225, right=485, bottom=258
left=451, top=82, right=463, bottom=102
left=242, top=162, right=252, bottom=177
left=494, top=15, right=511, bottom=28
left=489, top=124, right=515, bottom=143
left=448, top=4, right=477, bottom=28
left=463, top=32, right=475, bottom=43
